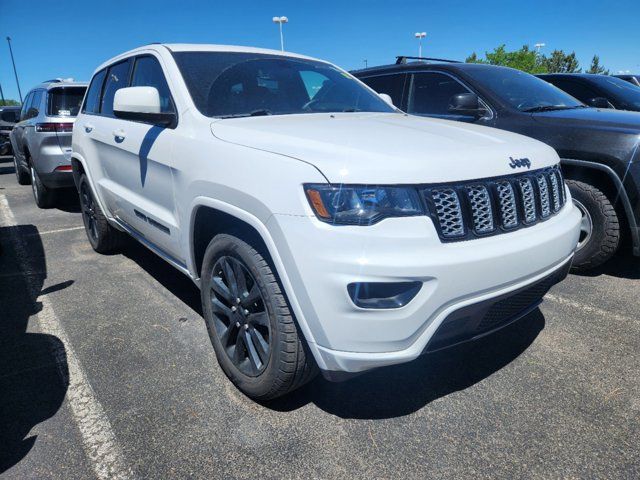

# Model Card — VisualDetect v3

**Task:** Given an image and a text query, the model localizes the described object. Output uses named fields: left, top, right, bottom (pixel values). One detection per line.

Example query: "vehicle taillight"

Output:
left=35, top=123, right=73, bottom=133
left=54, top=165, right=73, bottom=172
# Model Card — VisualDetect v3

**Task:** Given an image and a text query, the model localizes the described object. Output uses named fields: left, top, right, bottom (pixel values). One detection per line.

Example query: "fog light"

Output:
left=347, top=281, right=422, bottom=309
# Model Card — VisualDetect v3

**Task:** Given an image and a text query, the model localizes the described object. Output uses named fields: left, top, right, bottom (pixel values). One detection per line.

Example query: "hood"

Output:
left=210, top=113, right=559, bottom=184
left=532, top=107, right=640, bottom=132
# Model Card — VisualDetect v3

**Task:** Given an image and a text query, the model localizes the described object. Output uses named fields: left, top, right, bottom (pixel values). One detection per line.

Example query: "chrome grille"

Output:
left=424, top=165, right=567, bottom=242
left=466, top=185, right=494, bottom=233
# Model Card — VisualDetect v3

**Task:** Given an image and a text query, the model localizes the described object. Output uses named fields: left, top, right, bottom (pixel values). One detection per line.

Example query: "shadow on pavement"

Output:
left=268, top=309, right=545, bottom=419
left=572, top=251, right=640, bottom=280
left=0, top=224, right=72, bottom=473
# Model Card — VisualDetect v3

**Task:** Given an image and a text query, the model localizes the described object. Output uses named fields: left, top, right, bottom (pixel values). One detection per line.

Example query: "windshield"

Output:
left=47, top=87, right=87, bottom=117
left=588, top=76, right=640, bottom=110
left=464, top=67, right=584, bottom=112
left=173, top=52, right=395, bottom=118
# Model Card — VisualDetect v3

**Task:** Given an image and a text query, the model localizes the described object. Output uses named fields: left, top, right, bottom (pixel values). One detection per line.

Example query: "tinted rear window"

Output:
left=47, top=87, right=87, bottom=117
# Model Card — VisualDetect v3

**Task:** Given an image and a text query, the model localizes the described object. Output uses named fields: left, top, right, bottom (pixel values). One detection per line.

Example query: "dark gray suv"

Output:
left=10, top=79, right=87, bottom=207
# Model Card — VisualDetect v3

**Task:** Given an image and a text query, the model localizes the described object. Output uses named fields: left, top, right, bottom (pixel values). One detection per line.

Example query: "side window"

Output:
left=101, top=59, right=132, bottom=117
left=408, top=72, right=472, bottom=116
left=27, top=90, right=43, bottom=119
left=546, top=79, right=600, bottom=104
left=83, top=69, right=107, bottom=114
left=20, top=92, right=33, bottom=121
left=360, top=74, right=407, bottom=108
left=130, top=56, right=175, bottom=113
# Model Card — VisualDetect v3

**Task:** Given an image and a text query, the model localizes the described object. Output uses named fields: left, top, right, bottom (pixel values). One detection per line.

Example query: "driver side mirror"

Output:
left=448, top=93, right=486, bottom=118
left=587, top=97, right=613, bottom=109
left=378, top=93, right=395, bottom=107
left=113, top=87, right=175, bottom=126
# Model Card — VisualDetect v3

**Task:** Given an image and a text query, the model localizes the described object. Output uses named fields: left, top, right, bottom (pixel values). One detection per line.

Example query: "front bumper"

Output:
left=267, top=198, right=581, bottom=374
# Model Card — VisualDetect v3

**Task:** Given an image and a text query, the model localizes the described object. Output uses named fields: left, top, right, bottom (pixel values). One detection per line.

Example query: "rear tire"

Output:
left=30, top=164, right=57, bottom=208
left=78, top=174, right=125, bottom=254
left=14, top=156, right=30, bottom=185
left=568, top=180, right=620, bottom=271
left=201, top=233, right=317, bottom=400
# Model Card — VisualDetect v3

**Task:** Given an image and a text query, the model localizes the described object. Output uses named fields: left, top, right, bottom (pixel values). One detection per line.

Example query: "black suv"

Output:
left=352, top=58, right=640, bottom=271
left=538, top=73, right=640, bottom=112
left=0, top=106, right=20, bottom=156
left=615, top=74, right=640, bottom=87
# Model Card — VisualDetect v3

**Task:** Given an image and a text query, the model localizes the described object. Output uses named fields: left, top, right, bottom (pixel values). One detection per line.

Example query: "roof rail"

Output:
left=42, top=77, right=75, bottom=83
left=395, top=56, right=461, bottom=65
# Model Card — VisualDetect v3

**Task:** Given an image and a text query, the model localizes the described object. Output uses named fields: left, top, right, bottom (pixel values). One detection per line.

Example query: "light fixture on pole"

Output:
left=6, top=36, right=23, bottom=103
left=272, top=16, right=288, bottom=51
left=414, top=32, right=426, bottom=58
left=534, top=42, right=546, bottom=54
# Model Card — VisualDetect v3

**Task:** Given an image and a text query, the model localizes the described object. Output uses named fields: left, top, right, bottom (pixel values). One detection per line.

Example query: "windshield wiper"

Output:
left=522, top=105, right=586, bottom=113
left=219, top=109, right=273, bottom=119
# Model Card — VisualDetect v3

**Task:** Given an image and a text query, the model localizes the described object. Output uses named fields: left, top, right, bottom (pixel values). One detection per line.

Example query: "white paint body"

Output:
left=72, top=44, right=581, bottom=374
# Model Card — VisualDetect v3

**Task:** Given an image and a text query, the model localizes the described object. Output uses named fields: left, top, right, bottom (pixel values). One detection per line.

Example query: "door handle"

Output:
left=84, top=124, right=94, bottom=133
left=112, top=129, right=126, bottom=141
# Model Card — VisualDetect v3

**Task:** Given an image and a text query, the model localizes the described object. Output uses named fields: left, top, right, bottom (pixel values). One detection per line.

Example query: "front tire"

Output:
left=568, top=180, right=620, bottom=271
left=201, top=234, right=317, bottom=400
left=78, top=174, right=125, bottom=254
left=30, top=164, right=57, bottom=208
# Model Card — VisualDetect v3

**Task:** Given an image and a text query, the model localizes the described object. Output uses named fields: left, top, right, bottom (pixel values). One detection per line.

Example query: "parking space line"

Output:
left=35, top=226, right=86, bottom=236
left=0, top=195, right=135, bottom=480
left=545, top=293, right=634, bottom=323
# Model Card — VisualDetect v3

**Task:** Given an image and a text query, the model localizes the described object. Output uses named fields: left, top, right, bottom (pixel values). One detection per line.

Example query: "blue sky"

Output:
left=1, top=0, right=639, bottom=102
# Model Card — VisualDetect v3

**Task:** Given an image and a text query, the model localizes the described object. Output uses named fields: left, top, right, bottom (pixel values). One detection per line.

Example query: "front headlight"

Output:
left=304, top=184, right=425, bottom=225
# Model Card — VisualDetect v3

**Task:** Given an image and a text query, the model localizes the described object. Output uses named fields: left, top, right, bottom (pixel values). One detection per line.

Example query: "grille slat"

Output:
left=465, top=185, right=494, bottom=234
left=431, top=188, right=465, bottom=238
left=496, top=181, right=518, bottom=228
left=424, top=166, right=566, bottom=242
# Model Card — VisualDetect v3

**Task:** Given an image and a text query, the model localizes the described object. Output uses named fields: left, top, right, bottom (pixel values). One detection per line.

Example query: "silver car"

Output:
left=11, top=79, right=87, bottom=207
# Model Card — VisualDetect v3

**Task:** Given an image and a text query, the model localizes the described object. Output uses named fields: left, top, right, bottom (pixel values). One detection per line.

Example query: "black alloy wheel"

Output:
left=209, top=256, right=271, bottom=376
left=80, top=179, right=99, bottom=243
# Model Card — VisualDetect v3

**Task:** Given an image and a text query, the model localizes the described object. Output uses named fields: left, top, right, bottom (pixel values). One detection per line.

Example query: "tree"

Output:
left=0, top=99, right=20, bottom=106
left=544, top=50, right=581, bottom=73
left=587, top=55, right=609, bottom=75
left=466, top=44, right=547, bottom=73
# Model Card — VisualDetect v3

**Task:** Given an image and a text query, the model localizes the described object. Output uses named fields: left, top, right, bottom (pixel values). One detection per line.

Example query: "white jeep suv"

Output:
left=72, top=44, right=581, bottom=400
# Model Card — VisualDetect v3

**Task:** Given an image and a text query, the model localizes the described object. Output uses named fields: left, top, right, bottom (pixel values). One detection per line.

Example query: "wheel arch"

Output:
left=561, top=158, right=639, bottom=254
left=188, top=198, right=322, bottom=358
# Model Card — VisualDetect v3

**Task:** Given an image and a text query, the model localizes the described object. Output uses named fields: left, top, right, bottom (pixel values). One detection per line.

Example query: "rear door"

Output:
left=11, top=91, right=33, bottom=160
left=86, top=54, right=181, bottom=258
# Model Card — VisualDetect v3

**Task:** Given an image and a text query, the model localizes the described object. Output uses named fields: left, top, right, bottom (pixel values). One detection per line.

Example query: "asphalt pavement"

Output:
left=0, top=155, right=638, bottom=479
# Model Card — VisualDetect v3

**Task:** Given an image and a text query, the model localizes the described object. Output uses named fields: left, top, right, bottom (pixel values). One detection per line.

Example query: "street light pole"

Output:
left=0, top=81, right=5, bottom=105
left=414, top=32, right=426, bottom=58
left=6, top=37, right=23, bottom=103
left=272, top=16, right=288, bottom=51
left=534, top=42, right=546, bottom=55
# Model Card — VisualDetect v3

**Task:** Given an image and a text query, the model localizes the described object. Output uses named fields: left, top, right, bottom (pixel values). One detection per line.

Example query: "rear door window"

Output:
left=20, top=92, right=33, bottom=120
left=101, top=59, right=132, bottom=117
left=408, top=72, right=472, bottom=117
left=83, top=69, right=107, bottom=114
left=27, top=90, right=43, bottom=119
left=47, top=87, right=87, bottom=117
left=545, top=79, right=601, bottom=104
left=360, top=74, right=407, bottom=108
left=130, top=56, right=175, bottom=113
